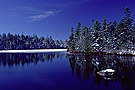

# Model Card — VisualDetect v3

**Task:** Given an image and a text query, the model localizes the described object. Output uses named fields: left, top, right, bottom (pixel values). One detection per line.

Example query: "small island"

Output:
left=68, top=7, right=135, bottom=56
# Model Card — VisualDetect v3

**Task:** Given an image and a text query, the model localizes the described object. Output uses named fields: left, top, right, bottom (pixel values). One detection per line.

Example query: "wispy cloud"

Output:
left=28, top=10, right=62, bottom=21
left=10, top=0, right=90, bottom=21
left=11, top=6, right=62, bottom=21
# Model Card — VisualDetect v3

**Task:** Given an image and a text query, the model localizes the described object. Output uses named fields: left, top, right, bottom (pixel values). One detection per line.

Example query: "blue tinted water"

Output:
left=0, top=53, right=134, bottom=90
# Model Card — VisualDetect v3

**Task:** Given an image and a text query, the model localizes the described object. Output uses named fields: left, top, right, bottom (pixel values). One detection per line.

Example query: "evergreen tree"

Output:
left=106, top=22, right=116, bottom=52
left=123, top=7, right=133, bottom=50
left=68, top=27, right=75, bottom=52
left=84, top=27, right=90, bottom=53
left=91, top=20, right=102, bottom=52
left=116, top=7, right=133, bottom=50
left=79, top=25, right=88, bottom=52
left=0, top=33, right=66, bottom=50
left=68, top=7, right=135, bottom=55
left=101, top=18, right=108, bottom=51
left=131, top=23, right=135, bottom=50
left=74, top=22, right=81, bottom=51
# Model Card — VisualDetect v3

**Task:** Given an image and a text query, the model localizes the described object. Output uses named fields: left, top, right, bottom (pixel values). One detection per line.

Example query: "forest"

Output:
left=68, top=7, right=135, bottom=55
left=0, top=33, right=67, bottom=50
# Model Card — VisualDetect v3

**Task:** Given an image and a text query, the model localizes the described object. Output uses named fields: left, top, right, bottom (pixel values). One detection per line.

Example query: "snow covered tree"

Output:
left=74, top=22, right=81, bottom=51
left=108, top=21, right=117, bottom=49
left=68, top=7, right=135, bottom=54
left=131, top=23, right=135, bottom=50
left=68, top=27, right=75, bottom=52
left=101, top=18, right=108, bottom=51
left=123, top=7, right=133, bottom=49
left=0, top=33, right=66, bottom=50
left=83, top=27, right=90, bottom=53
left=116, top=7, right=133, bottom=51
left=79, top=25, right=88, bottom=52
left=91, top=20, right=102, bottom=52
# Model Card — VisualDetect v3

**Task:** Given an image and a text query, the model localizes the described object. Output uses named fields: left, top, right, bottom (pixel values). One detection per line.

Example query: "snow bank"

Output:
left=97, top=69, right=115, bottom=80
left=97, top=69, right=115, bottom=76
left=0, top=49, right=67, bottom=53
left=100, top=69, right=115, bottom=73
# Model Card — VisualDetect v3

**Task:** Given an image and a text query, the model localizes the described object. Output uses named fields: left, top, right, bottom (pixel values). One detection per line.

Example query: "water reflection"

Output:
left=0, top=53, right=66, bottom=67
left=68, top=54, right=135, bottom=90
left=0, top=53, right=135, bottom=90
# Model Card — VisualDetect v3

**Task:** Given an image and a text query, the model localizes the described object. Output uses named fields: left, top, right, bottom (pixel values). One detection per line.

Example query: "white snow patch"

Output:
left=96, top=62, right=99, bottom=65
left=97, top=69, right=115, bottom=77
left=100, top=69, right=115, bottom=73
left=0, top=49, right=67, bottom=53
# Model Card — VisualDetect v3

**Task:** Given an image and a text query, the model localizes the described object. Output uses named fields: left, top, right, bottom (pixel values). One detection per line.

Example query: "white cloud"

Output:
left=28, top=10, right=62, bottom=21
left=11, top=6, right=62, bottom=21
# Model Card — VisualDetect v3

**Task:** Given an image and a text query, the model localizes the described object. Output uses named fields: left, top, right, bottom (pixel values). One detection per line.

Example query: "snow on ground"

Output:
left=0, top=49, right=67, bottom=53
left=97, top=69, right=115, bottom=77
left=100, top=69, right=115, bottom=73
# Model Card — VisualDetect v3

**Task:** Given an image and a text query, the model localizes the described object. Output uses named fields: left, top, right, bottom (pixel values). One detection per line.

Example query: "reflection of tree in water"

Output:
left=68, top=54, right=94, bottom=81
left=68, top=54, right=135, bottom=89
left=0, top=53, right=65, bottom=67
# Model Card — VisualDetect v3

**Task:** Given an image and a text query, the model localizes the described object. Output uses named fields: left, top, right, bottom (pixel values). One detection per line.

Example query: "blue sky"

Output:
left=0, top=0, right=135, bottom=40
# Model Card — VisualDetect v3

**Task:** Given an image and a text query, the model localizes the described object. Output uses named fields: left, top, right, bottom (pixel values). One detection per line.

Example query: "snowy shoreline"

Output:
left=0, top=49, right=67, bottom=53
left=67, top=50, right=135, bottom=56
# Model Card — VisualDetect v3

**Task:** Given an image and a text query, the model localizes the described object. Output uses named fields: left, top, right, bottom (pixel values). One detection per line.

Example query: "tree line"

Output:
left=0, top=53, right=65, bottom=67
left=0, top=33, right=67, bottom=50
left=68, top=7, right=135, bottom=55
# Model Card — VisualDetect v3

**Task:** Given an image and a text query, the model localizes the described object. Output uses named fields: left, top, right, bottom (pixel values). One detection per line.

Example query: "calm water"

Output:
left=0, top=52, right=135, bottom=90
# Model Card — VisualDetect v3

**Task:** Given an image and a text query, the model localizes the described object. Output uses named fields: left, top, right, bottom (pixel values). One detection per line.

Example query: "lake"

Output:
left=0, top=52, right=135, bottom=90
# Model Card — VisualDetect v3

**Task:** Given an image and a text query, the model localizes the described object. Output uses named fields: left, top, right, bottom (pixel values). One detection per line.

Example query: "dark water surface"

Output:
left=0, top=52, right=135, bottom=90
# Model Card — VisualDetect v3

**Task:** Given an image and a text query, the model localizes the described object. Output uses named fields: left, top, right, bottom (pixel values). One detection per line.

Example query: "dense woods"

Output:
left=0, top=33, right=67, bottom=50
left=68, top=7, right=135, bottom=55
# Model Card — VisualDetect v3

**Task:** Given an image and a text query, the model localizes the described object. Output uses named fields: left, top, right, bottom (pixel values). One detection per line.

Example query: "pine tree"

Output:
left=123, top=7, right=133, bottom=50
left=111, top=21, right=117, bottom=50
left=74, top=22, right=81, bottom=51
left=68, top=27, right=75, bottom=52
left=106, top=22, right=116, bottom=52
left=91, top=20, right=102, bottom=52
left=101, top=18, right=108, bottom=51
left=68, top=7, right=135, bottom=54
left=0, top=33, right=66, bottom=50
left=84, top=27, right=90, bottom=53
left=131, top=23, right=135, bottom=50
left=116, top=7, right=133, bottom=51
left=79, top=25, right=88, bottom=52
